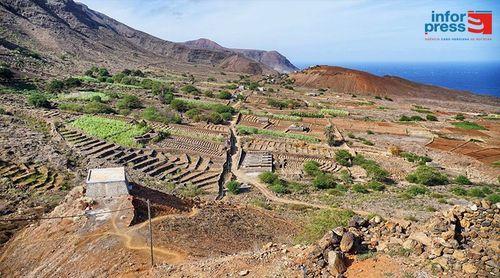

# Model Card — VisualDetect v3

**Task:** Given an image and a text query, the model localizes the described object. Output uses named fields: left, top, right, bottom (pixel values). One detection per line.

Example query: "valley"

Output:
left=0, top=0, right=498, bottom=277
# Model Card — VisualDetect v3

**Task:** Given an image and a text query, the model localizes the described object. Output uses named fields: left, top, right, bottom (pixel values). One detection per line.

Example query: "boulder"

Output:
left=340, top=232, right=355, bottom=252
left=462, top=263, right=477, bottom=274
left=327, top=251, right=347, bottom=275
left=409, top=232, right=432, bottom=246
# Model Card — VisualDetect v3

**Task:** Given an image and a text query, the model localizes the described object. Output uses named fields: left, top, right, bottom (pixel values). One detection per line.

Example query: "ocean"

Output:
left=295, top=62, right=500, bottom=97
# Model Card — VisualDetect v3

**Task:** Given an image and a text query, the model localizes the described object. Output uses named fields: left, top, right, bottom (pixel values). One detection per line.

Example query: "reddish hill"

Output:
left=183, top=38, right=298, bottom=73
left=290, top=65, right=490, bottom=102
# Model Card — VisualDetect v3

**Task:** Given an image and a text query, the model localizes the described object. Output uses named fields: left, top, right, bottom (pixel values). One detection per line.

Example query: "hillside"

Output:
left=0, top=0, right=277, bottom=76
left=184, top=38, right=299, bottom=73
left=290, top=65, right=496, bottom=102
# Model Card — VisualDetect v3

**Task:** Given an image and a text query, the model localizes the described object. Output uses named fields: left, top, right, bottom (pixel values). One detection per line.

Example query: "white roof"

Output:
left=86, top=167, right=126, bottom=183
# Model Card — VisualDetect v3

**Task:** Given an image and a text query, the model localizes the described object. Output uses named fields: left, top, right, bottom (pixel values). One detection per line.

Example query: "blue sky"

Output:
left=79, top=0, right=499, bottom=64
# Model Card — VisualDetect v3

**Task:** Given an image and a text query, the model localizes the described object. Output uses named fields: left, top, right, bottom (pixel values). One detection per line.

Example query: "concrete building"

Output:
left=86, top=167, right=130, bottom=198
left=241, top=151, right=273, bottom=173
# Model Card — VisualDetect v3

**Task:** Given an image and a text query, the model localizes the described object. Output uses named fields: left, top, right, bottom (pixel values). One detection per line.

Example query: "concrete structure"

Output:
left=241, top=151, right=273, bottom=173
left=86, top=167, right=130, bottom=198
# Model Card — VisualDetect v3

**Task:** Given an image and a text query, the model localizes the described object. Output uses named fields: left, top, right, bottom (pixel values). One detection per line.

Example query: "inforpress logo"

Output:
left=424, top=10, right=493, bottom=40
left=468, top=11, right=492, bottom=34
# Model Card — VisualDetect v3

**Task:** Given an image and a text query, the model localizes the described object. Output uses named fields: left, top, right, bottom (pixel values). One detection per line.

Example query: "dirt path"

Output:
left=109, top=205, right=200, bottom=265
left=228, top=123, right=329, bottom=210
left=228, top=122, right=371, bottom=216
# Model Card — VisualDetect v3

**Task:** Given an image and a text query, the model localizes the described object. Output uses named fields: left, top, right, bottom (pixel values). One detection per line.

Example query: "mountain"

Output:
left=183, top=38, right=299, bottom=73
left=289, top=65, right=495, bottom=102
left=0, top=0, right=279, bottom=76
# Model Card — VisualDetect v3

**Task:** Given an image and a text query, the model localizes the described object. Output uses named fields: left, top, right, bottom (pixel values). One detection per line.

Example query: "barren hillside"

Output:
left=0, top=0, right=277, bottom=76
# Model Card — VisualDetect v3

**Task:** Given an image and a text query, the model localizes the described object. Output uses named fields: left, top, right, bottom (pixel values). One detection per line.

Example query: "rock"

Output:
left=340, top=232, right=355, bottom=252
left=402, top=239, right=417, bottom=249
left=317, top=231, right=334, bottom=250
left=469, top=204, right=478, bottom=211
left=348, top=215, right=368, bottom=228
left=481, top=220, right=491, bottom=227
left=441, top=230, right=455, bottom=240
left=372, top=215, right=382, bottom=224
left=480, top=200, right=491, bottom=209
left=462, top=263, right=477, bottom=274
left=452, top=250, right=466, bottom=261
left=238, top=270, right=249, bottom=276
left=327, top=251, right=347, bottom=275
left=409, top=232, right=432, bottom=246
left=332, top=227, right=345, bottom=237
left=263, top=242, right=274, bottom=250
left=433, top=257, right=449, bottom=270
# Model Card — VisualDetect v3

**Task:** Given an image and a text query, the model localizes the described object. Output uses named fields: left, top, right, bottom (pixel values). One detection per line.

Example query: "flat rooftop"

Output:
left=86, top=167, right=126, bottom=183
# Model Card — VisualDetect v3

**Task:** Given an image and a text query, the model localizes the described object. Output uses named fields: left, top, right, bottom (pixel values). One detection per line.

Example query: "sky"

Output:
left=78, top=0, right=500, bottom=65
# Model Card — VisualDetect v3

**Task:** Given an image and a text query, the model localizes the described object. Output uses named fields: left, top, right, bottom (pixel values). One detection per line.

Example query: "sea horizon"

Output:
left=294, top=61, right=500, bottom=97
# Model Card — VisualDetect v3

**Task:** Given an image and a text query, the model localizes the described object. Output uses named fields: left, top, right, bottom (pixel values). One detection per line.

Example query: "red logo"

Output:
left=468, top=11, right=492, bottom=34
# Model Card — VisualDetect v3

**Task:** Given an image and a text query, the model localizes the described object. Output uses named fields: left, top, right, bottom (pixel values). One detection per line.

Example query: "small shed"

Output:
left=86, top=167, right=130, bottom=198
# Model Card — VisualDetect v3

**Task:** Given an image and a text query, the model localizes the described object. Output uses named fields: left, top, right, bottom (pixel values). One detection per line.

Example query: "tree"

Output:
left=324, top=124, right=340, bottom=147
left=28, top=92, right=50, bottom=108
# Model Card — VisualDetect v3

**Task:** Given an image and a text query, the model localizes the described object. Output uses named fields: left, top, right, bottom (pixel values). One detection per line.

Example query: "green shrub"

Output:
left=487, top=193, right=500, bottom=203
left=406, top=165, right=448, bottom=186
left=170, top=99, right=188, bottom=112
left=320, top=108, right=349, bottom=117
left=400, top=152, right=432, bottom=165
left=46, top=79, right=65, bottom=93
left=338, top=169, right=353, bottom=184
left=0, top=66, right=14, bottom=79
left=207, top=112, right=223, bottom=124
left=454, top=175, right=472, bottom=185
left=467, top=188, right=486, bottom=198
left=58, top=102, right=83, bottom=112
left=366, top=181, right=385, bottom=191
left=181, top=84, right=200, bottom=94
left=303, top=160, right=321, bottom=176
left=450, top=186, right=467, bottom=196
left=335, top=150, right=353, bottom=166
left=353, top=154, right=389, bottom=181
left=454, top=114, right=465, bottom=120
left=83, top=101, right=114, bottom=114
left=269, top=179, right=289, bottom=194
left=452, top=121, right=487, bottom=130
left=426, top=114, right=438, bottom=121
left=259, top=171, right=278, bottom=184
left=295, top=209, right=354, bottom=244
left=28, top=92, right=50, bottom=108
left=180, top=183, right=204, bottom=197
left=312, top=173, right=337, bottom=189
left=352, top=184, right=369, bottom=193
left=226, top=180, right=240, bottom=194
left=405, top=185, right=428, bottom=196
left=218, top=90, right=232, bottom=99
left=117, top=95, right=142, bottom=109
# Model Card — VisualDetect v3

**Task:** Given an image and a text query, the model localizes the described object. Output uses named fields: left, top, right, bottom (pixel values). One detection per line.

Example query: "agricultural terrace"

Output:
left=70, top=115, right=150, bottom=147
left=236, top=125, right=320, bottom=143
